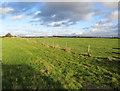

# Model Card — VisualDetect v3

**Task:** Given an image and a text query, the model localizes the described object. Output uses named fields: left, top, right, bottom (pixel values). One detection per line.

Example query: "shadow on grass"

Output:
left=112, top=48, right=120, bottom=50
left=112, top=48, right=120, bottom=60
left=93, top=56, right=120, bottom=77
left=112, top=52, right=120, bottom=55
left=96, top=47, right=120, bottom=63
left=2, top=63, right=64, bottom=90
left=112, top=56, right=120, bottom=59
left=87, top=57, right=120, bottom=90
left=96, top=57, right=109, bottom=60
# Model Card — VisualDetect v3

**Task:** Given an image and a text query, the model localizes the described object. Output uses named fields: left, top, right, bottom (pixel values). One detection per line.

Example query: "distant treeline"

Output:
left=21, top=36, right=120, bottom=39
left=0, top=33, right=119, bottom=39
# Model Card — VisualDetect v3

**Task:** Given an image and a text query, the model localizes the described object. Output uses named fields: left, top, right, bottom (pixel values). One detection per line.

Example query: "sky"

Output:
left=0, top=2, right=119, bottom=37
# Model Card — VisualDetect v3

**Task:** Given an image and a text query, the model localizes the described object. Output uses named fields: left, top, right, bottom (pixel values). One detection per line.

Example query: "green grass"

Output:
left=2, top=38, right=120, bottom=89
left=26, top=37, right=119, bottom=57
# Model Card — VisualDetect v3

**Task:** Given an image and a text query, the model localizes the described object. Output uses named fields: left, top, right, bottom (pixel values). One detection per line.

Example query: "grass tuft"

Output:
left=107, top=57, right=113, bottom=61
left=54, top=45, right=60, bottom=49
left=65, top=48, right=71, bottom=53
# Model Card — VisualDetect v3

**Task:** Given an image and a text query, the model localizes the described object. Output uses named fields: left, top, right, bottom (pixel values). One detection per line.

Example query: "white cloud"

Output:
left=54, top=26, right=73, bottom=29
left=23, top=24, right=30, bottom=27
left=109, top=11, right=119, bottom=21
left=95, top=11, right=119, bottom=23
left=91, top=29, right=97, bottom=32
left=12, top=15, right=27, bottom=20
left=83, top=12, right=94, bottom=21
left=102, top=23, right=113, bottom=27
left=92, top=23, right=99, bottom=27
left=0, top=8, right=13, bottom=15
left=47, top=21, right=63, bottom=26
left=75, top=32, right=83, bottom=35
left=99, top=19, right=108, bottom=23
left=51, top=14, right=56, bottom=18
left=72, top=21, right=118, bottom=37
left=34, top=11, right=41, bottom=15
left=92, top=23, right=113, bottom=28
left=87, top=22, right=117, bottom=36
left=99, top=11, right=119, bottom=22
left=31, top=18, right=41, bottom=22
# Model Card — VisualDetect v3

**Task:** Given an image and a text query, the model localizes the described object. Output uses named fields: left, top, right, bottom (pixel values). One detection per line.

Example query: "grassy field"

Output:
left=2, top=38, right=120, bottom=89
